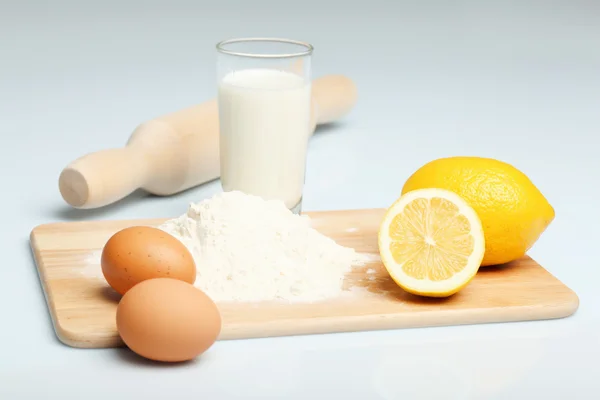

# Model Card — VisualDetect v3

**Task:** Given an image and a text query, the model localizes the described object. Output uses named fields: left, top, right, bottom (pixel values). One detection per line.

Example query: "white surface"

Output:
left=1, top=0, right=599, bottom=399
left=219, top=69, right=311, bottom=209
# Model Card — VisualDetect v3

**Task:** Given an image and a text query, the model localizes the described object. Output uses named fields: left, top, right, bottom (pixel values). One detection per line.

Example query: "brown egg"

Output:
left=101, top=226, right=196, bottom=295
left=116, top=278, right=221, bottom=362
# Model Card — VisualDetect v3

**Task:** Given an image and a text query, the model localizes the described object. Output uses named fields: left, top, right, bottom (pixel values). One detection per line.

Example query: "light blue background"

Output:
left=1, top=0, right=599, bottom=398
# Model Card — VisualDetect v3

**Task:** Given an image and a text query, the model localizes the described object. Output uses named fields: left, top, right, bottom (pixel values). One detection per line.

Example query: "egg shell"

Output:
left=116, top=278, right=222, bottom=362
left=101, top=226, right=196, bottom=295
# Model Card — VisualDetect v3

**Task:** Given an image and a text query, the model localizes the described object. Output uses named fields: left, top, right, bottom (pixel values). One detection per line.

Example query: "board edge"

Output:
left=29, top=228, right=65, bottom=347
left=526, top=256, right=580, bottom=318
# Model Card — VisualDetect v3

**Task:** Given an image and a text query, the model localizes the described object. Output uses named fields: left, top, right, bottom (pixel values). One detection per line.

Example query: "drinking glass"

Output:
left=216, top=37, right=313, bottom=214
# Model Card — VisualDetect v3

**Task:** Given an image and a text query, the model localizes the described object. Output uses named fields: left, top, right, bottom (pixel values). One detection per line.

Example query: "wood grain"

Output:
left=29, top=208, right=579, bottom=349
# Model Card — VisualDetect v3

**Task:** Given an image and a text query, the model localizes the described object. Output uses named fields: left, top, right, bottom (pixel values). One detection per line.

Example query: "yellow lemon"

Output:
left=378, top=188, right=486, bottom=297
left=402, top=156, right=555, bottom=266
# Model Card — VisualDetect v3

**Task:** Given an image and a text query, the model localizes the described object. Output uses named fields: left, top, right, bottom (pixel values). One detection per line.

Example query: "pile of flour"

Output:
left=158, top=191, right=367, bottom=303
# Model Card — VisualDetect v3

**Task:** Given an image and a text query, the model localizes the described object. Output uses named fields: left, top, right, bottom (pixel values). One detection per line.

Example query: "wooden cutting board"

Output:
left=29, top=208, right=579, bottom=349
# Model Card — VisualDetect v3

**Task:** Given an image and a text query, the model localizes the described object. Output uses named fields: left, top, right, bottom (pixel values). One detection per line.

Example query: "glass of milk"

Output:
left=216, top=38, right=313, bottom=214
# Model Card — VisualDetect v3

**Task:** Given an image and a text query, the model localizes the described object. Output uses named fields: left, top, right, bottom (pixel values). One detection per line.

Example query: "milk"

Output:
left=218, top=68, right=312, bottom=211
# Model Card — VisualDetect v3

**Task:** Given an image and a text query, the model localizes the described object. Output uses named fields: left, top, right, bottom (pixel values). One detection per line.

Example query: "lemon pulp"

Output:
left=378, top=188, right=485, bottom=297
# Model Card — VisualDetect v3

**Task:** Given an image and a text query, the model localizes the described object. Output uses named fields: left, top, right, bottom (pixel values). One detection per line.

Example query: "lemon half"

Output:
left=378, top=188, right=486, bottom=297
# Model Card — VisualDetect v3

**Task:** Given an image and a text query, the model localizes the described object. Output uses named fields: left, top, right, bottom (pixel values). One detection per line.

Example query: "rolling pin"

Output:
left=58, top=74, right=358, bottom=209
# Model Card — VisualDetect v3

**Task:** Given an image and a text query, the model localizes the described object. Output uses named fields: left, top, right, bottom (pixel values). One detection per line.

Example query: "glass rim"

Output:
left=216, top=37, right=313, bottom=59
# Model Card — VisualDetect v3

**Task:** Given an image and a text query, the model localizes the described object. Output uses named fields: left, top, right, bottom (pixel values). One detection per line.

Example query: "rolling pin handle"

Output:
left=311, top=75, right=358, bottom=125
left=58, top=148, right=149, bottom=209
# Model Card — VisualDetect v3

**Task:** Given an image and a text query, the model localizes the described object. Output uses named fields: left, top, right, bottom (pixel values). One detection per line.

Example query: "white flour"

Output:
left=158, top=191, right=368, bottom=303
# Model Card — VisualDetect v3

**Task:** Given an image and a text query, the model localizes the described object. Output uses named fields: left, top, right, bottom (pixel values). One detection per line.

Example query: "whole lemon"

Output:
left=401, top=156, right=555, bottom=266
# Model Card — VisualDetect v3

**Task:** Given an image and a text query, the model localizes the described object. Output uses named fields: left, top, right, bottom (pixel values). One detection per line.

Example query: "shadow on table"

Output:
left=114, top=346, right=211, bottom=368
left=49, top=189, right=150, bottom=221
